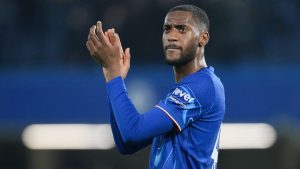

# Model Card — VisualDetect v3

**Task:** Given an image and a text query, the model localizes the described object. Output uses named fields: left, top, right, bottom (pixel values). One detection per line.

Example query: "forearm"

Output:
left=110, top=109, right=152, bottom=154
left=106, top=77, right=174, bottom=143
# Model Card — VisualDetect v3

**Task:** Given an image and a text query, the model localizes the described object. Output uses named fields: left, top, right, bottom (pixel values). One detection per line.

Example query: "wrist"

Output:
left=103, top=66, right=122, bottom=82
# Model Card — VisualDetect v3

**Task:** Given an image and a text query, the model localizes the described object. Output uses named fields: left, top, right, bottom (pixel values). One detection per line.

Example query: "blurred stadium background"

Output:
left=1, top=0, right=300, bottom=169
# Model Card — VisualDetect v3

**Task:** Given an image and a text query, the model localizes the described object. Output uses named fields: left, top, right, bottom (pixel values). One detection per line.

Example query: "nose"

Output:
left=167, top=36, right=177, bottom=42
left=166, top=29, right=178, bottom=42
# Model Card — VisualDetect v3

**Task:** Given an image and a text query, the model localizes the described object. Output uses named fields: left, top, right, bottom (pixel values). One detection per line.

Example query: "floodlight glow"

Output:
left=22, top=123, right=277, bottom=150
left=220, top=123, right=277, bottom=149
left=22, top=124, right=114, bottom=150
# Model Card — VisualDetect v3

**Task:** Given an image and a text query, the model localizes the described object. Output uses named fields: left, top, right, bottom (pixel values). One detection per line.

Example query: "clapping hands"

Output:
left=86, top=21, right=131, bottom=82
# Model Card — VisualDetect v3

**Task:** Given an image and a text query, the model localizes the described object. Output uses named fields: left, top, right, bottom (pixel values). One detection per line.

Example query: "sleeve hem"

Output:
left=106, top=76, right=123, bottom=89
left=106, top=76, right=126, bottom=97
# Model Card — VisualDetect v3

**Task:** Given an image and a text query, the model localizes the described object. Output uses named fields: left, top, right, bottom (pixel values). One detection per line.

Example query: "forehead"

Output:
left=164, top=11, right=195, bottom=26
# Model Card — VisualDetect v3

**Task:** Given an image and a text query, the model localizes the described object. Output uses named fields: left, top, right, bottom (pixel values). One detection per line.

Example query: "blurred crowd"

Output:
left=0, top=0, right=300, bottom=68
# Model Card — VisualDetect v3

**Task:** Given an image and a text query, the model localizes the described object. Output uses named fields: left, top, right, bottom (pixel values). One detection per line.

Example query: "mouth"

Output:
left=165, top=44, right=182, bottom=51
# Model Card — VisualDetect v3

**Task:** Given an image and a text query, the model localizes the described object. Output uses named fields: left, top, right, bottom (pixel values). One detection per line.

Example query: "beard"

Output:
left=164, top=43, right=198, bottom=67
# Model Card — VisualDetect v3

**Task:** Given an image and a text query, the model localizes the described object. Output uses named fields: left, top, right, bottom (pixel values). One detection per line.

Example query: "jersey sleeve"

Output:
left=155, top=83, right=205, bottom=131
left=106, top=76, right=174, bottom=146
left=109, top=107, right=152, bottom=154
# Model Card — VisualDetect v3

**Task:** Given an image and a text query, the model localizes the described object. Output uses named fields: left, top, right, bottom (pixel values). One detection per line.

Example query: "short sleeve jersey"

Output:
left=150, top=66, right=225, bottom=169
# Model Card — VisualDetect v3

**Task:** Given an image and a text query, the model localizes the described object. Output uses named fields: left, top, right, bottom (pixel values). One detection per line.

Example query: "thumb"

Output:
left=124, top=48, right=131, bottom=65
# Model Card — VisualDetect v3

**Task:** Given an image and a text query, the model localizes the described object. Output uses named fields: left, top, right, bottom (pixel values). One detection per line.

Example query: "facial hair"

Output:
left=165, top=43, right=198, bottom=67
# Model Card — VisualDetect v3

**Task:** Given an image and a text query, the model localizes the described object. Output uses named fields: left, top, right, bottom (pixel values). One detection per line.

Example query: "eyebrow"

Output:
left=164, top=24, right=192, bottom=32
left=163, top=23, right=189, bottom=27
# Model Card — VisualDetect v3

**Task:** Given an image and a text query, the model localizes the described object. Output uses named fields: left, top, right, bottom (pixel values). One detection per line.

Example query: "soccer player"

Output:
left=86, top=4, right=225, bottom=169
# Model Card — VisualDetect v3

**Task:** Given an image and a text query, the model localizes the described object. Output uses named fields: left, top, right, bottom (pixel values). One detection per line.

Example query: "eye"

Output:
left=178, top=26, right=187, bottom=33
left=163, top=25, right=171, bottom=32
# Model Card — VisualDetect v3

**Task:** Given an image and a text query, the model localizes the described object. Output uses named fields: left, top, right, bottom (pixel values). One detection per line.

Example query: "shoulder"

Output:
left=185, top=66, right=224, bottom=95
left=181, top=67, right=225, bottom=111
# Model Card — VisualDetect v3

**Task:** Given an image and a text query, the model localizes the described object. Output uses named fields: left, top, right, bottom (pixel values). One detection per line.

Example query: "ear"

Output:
left=199, top=32, right=210, bottom=47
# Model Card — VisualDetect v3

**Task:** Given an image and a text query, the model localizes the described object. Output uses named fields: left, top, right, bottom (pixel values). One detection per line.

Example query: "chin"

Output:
left=165, top=58, right=180, bottom=66
left=164, top=51, right=182, bottom=65
left=166, top=53, right=180, bottom=60
left=166, top=57, right=178, bottom=62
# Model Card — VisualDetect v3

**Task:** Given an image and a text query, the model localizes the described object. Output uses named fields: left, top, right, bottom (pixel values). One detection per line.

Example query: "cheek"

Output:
left=182, top=41, right=192, bottom=52
left=182, top=35, right=198, bottom=50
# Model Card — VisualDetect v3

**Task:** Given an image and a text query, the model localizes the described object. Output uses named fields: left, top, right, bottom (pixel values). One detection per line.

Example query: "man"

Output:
left=86, top=4, right=225, bottom=169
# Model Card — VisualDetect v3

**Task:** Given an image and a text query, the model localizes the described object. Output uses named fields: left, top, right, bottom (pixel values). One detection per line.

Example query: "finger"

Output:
left=96, top=21, right=110, bottom=44
left=108, top=28, right=117, bottom=45
left=96, top=21, right=105, bottom=38
left=114, top=33, right=124, bottom=54
left=104, top=31, right=109, bottom=42
left=124, top=48, right=130, bottom=56
left=124, top=48, right=131, bottom=66
left=106, top=29, right=114, bottom=44
left=86, top=40, right=106, bottom=66
left=89, top=25, right=100, bottom=45
left=89, top=25, right=97, bottom=37
left=87, top=40, right=100, bottom=58
left=86, top=40, right=96, bottom=55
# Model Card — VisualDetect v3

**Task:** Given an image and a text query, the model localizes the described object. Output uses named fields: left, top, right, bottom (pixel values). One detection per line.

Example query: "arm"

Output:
left=86, top=21, right=173, bottom=150
left=107, top=77, right=174, bottom=143
left=109, top=102, right=153, bottom=154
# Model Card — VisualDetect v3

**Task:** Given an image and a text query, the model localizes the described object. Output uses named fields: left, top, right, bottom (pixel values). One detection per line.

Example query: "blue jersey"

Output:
left=106, top=66, right=225, bottom=169
left=150, top=66, right=225, bottom=169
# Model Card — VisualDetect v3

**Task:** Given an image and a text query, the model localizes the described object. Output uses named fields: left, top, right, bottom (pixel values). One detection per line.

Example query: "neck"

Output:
left=173, top=53, right=207, bottom=83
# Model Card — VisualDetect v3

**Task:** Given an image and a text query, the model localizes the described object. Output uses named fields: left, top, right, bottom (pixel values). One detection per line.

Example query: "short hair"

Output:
left=168, top=5, right=210, bottom=32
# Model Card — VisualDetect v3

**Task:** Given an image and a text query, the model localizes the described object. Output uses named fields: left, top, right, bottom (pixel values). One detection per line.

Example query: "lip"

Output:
left=166, top=48, right=180, bottom=51
left=165, top=44, right=181, bottom=51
